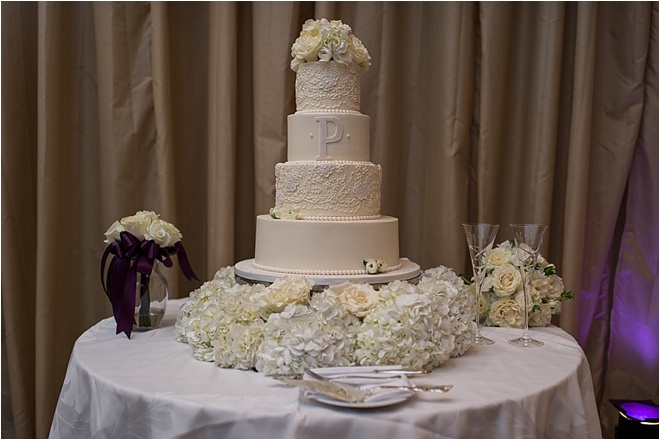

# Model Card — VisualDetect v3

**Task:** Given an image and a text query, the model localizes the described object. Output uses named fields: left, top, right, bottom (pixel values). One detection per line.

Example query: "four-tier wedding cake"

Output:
left=235, top=19, right=420, bottom=286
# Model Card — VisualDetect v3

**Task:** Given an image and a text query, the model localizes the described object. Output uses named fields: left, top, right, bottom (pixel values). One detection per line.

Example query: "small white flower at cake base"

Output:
left=101, top=210, right=199, bottom=338
left=363, top=258, right=387, bottom=274
left=174, top=265, right=475, bottom=377
left=290, top=18, right=371, bottom=73
left=269, top=206, right=301, bottom=220
left=463, top=240, right=574, bottom=328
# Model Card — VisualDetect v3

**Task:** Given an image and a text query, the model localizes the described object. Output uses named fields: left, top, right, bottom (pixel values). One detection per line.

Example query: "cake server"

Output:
left=304, top=367, right=430, bottom=381
left=370, top=368, right=431, bottom=376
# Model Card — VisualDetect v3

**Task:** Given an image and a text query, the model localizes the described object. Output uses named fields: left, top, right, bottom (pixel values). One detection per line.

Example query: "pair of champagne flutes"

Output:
left=462, top=223, right=547, bottom=348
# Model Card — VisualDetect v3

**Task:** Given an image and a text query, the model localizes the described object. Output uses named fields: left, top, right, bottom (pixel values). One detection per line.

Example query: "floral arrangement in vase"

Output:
left=465, top=240, right=574, bottom=328
left=175, top=265, right=474, bottom=377
left=101, top=210, right=198, bottom=338
left=290, top=18, right=371, bottom=72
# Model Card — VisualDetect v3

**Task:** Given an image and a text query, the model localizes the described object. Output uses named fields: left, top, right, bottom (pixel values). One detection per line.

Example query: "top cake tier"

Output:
left=290, top=18, right=370, bottom=114
left=295, top=61, right=361, bottom=113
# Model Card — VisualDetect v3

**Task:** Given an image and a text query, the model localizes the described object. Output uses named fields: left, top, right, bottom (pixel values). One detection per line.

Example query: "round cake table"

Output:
left=49, top=299, right=602, bottom=438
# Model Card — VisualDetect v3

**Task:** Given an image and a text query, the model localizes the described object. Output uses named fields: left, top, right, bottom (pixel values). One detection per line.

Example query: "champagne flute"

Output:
left=509, top=224, right=548, bottom=347
left=463, top=223, right=500, bottom=345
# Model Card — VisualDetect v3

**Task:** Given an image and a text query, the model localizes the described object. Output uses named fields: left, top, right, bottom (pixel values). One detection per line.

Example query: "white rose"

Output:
left=491, top=264, right=522, bottom=297
left=269, top=206, right=300, bottom=220
left=329, top=40, right=349, bottom=62
left=532, top=271, right=551, bottom=298
left=347, top=34, right=371, bottom=72
left=537, top=254, right=549, bottom=267
left=363, top=259, right=379, bottom=274
left=489, top=299, right=524, bottom=328
left=547, top=299, right=562, bottom=315
left=261, top=276, right=313, bottom=312
left=145, top=218, right=182, bottom=247
left=291, top=23, right=324, bottom=66
left=545, top=274, right=565, bottom=301
left=120, top=210, right=159, bottom=239
left=327, top=282, right=379, bottom=318
left=528, top=303, right=552, bottom=327
left=488, top=248, right=513, bottom=267
left=104, top=220, right=125, bottom=244
left=513, top=288, right=541, bottom=316
left=318, top=46, right=333, bottom=62
left=522, top=277, right=543, bottom=307
left=463, top=283, right=486, bottom=319
left=290, top=57, right=304, bottom=72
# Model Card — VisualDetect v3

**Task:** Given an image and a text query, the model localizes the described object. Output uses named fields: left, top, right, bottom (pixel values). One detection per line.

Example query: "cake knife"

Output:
left=304, top=368, right=430, bottom=381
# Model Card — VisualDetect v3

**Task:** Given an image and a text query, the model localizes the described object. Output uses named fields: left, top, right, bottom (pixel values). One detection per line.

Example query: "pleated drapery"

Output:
left=2, top=2, right=657, bottom=438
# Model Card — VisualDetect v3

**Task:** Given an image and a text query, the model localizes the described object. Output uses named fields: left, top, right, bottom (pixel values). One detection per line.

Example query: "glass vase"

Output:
left=134, top=261, right=168, bottom=331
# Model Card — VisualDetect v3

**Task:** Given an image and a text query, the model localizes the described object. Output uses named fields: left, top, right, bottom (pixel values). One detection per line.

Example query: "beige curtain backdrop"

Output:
left=2, top=1, right=657, bottom=438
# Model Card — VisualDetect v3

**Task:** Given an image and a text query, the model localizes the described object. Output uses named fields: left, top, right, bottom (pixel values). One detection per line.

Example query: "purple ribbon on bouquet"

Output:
left=101, top=231, right=199, bottom=338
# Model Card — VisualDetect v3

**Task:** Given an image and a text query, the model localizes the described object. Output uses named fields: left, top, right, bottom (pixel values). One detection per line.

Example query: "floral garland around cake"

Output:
left=291, top=18, right=371, bottom=73
left=175, top=266, right=475, bottom=376
left=465, top=240, right=574, bottom=328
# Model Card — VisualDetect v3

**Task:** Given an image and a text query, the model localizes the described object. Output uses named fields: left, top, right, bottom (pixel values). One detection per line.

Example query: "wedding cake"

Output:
left=235, top=19, right=420, bottom=286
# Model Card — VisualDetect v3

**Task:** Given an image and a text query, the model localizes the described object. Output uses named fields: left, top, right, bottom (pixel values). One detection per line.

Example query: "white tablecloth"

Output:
left=49, top=298, right=602, bottom=438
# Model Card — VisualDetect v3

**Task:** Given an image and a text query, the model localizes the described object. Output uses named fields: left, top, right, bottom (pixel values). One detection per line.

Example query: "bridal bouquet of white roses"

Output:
left=468, top=241, right=574, bottom=328
left=175, top=265, right=474, bottom=376
left=101, top=210, right=198, bottom=338
left=104, top=210, right=183, bottom=247
left=290, top=18, right=371, bottom=72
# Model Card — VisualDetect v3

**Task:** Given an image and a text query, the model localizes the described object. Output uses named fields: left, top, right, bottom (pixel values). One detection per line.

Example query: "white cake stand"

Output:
left=234, top=258, right=421, bottom=289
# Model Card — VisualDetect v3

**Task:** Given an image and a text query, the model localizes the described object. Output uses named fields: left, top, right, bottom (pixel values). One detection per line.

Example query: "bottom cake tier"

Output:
left=252, top=214, right=413, bottom=276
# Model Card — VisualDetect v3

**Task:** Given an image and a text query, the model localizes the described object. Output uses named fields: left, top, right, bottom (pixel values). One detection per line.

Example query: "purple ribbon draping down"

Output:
left=100, top=231, right=199, bottom=338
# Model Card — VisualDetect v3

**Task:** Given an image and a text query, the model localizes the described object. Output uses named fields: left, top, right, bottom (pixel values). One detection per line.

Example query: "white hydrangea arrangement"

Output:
left=175, top=265, right=475, bottom=376
left=290, top=18, right=371, bottom=73
left=469, top=241, right=574, bottom=328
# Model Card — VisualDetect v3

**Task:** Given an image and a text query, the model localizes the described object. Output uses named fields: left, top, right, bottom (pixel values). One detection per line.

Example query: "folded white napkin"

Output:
left=303, top=366, right=414, bottom=404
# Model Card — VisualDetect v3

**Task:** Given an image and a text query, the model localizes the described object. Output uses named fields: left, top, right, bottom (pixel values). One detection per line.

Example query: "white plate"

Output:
left=304, top=389, right=415, bottom=409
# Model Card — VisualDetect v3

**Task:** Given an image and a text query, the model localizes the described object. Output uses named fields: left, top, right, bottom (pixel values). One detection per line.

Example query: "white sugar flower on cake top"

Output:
left=291, top=18, right=371, bottom=73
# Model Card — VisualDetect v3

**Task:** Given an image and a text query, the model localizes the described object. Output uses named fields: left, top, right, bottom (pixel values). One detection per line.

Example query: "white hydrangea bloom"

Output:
left=255, top=304, right=349, bottom=377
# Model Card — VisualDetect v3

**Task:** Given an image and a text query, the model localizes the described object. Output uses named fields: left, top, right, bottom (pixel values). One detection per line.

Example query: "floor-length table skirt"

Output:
left=49, top=298, right=602, bottom=438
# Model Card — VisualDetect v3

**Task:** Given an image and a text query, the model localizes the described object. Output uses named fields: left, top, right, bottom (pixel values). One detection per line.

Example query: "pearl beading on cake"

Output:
left=297, top=109, right=361, bottom=114
left=252, top=261, right=404, bottom=276
left=299, top=214, right=382, bottom=221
